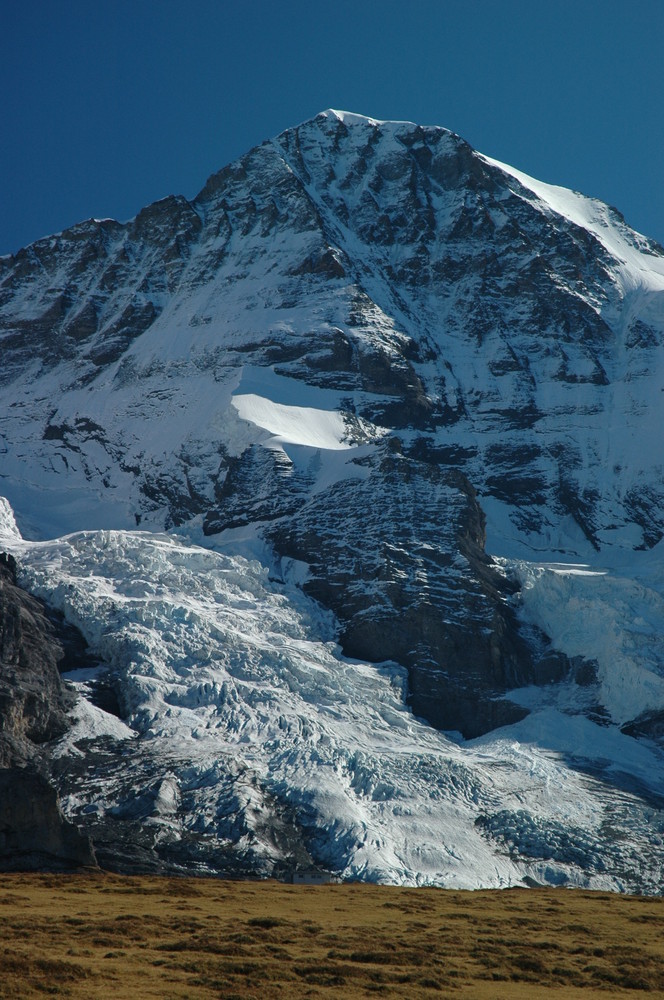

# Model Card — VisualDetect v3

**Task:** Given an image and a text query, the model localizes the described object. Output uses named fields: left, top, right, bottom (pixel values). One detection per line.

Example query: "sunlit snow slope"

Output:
left=1, top=110, right=664, bottom=887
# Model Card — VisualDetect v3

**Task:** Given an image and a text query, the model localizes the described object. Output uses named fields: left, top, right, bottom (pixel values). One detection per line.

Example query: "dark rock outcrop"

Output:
left=0, top=552, right=76, bottom=753
left=0, top=768, right=96, bottom=871
left=0, top=552, right=97, bottom=869
left=270, top=444, right=532, bottom=738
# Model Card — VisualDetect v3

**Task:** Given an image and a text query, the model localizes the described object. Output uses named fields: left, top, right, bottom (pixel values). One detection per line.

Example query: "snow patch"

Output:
left=507, top=557, right=664, bottom=725
left=231, top=394, right=352, bottom=450
left=0, top=497, right=21, bottom=541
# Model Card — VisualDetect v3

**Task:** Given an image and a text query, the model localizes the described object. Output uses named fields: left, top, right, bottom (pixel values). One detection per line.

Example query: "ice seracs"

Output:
left=3, top=495, right=664, bottom=889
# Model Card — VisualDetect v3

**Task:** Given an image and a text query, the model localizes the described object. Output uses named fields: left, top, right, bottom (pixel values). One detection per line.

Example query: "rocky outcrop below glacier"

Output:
left=269, top=443, right=536, bottom=737
left=0, top=767, right=95, bottom=871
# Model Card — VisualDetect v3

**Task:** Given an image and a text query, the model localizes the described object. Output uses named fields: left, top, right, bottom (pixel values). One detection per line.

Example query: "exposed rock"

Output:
left=270, top=444, right=533, bottom=737
left=0, top=552, right=98, bottom=869
left=0, top=767, right=96, bottom=871
left=621, top=710, right=664, bottom=744
left=0, top=552, right=77, bottom=750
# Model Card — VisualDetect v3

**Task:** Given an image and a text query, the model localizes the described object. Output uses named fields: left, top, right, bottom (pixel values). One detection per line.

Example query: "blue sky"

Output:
left=2, top=0, right=663, bottom=255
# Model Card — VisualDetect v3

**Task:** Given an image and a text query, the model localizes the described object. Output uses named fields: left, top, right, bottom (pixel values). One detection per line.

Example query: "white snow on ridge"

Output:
left=323, top=109, right=391, bottom=128
left=480, top=152, right=664, bottom=292
left=0, top=497, right=21, bottom=540
left=320, top=109, right=452, bottom=136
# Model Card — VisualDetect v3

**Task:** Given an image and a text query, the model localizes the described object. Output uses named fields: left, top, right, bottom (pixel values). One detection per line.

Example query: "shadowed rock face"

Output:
left=0, top=768, right=96, bottom=871
left=0, top=553, right=76, bottom=754
left=0, top=553, right=96, bottom=869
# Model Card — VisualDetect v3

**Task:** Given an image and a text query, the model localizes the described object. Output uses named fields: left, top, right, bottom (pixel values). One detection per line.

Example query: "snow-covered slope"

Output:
left=1, top=110, right=664, bottom=886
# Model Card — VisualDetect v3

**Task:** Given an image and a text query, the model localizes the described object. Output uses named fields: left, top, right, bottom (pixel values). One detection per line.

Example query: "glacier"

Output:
left=2, top=497, right=664, bottom=890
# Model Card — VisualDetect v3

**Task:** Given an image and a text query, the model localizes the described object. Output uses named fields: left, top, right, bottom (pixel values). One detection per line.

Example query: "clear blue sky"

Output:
left=2, top=0, right=663, bottom=256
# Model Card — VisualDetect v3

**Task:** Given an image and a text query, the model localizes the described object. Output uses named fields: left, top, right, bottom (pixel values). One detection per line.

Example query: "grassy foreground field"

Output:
left=0, top=873, right=663, bottom=998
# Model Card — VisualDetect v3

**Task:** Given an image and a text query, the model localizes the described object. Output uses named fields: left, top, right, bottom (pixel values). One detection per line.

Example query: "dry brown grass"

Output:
left=0, top=873, right=662, bottom=998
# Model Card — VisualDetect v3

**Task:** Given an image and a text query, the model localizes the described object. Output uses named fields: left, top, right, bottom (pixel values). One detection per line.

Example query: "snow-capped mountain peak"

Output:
left=2, top=112, right=664, bottom=887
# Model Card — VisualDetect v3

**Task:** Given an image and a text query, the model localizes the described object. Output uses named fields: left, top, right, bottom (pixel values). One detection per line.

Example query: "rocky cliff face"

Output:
left=0, top=553, right=96, bottom=869
left=0, top=768, right=95, bottom=871
left=0, top=553, right=74, bottom=756
left=1, top=111, right=664, bottom=885
left=269, top=445, right=534, bottom=736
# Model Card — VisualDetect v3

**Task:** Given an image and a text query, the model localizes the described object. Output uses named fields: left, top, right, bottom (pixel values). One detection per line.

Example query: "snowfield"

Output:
left=509, top=552, right=664, bottom=725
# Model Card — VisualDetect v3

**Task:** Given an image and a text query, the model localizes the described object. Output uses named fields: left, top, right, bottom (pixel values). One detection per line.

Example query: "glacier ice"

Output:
left=2, top=498, right=664, bottom=890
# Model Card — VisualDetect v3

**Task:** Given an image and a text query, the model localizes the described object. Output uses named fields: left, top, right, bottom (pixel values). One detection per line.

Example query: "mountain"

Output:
left=1, top=110, right=664, bottom=888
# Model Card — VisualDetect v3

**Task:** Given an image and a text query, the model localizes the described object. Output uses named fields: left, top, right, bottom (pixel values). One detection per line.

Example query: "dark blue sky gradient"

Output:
left=2, top=0, right=663, bottom=255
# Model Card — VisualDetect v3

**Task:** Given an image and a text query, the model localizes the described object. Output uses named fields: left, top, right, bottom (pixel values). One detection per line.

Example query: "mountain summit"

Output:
left=1, top=112, right=664, bottom=888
